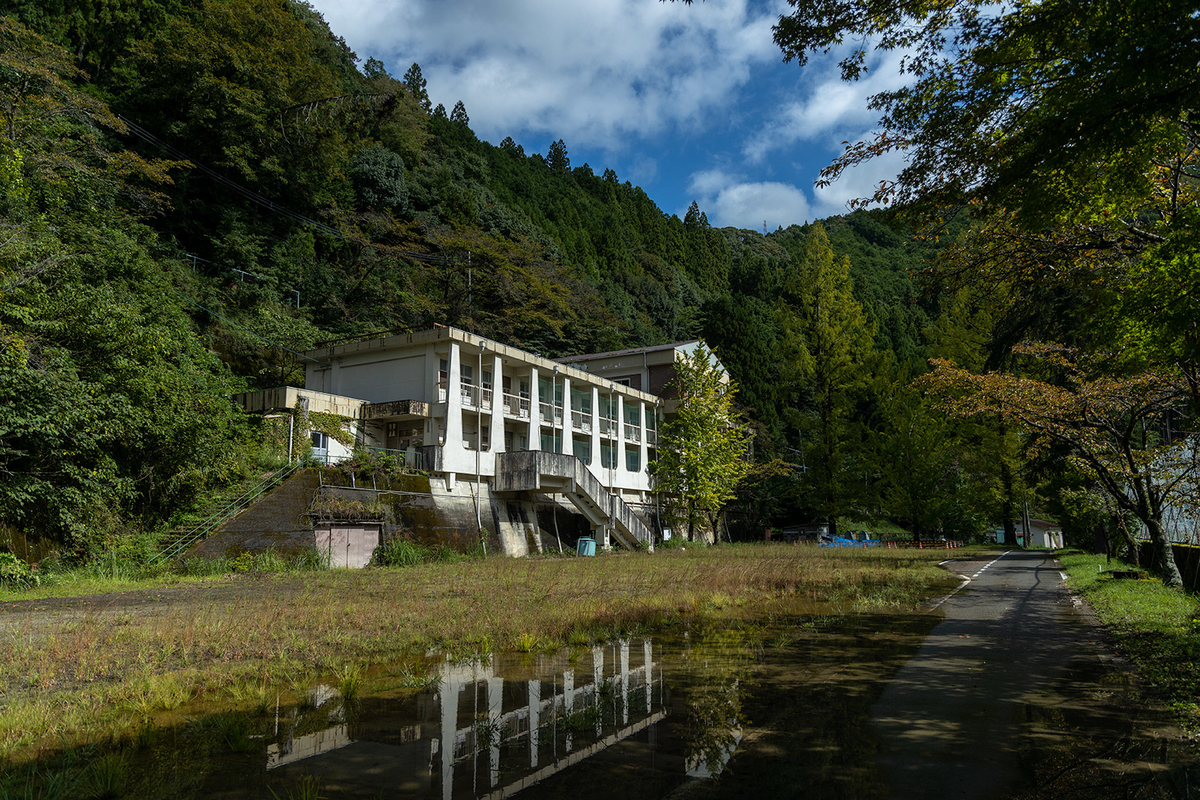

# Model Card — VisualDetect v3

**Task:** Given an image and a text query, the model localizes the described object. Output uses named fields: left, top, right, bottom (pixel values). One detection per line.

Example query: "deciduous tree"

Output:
left=651, top=345, right=752, bottom=542
left=920, top=345, right=1191, bottom=586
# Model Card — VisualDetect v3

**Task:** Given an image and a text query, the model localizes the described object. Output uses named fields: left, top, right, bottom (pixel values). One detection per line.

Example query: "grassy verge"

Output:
left=0, top=544, right=961, bottom=761
left=1059, top=550, right=1200, bottom=733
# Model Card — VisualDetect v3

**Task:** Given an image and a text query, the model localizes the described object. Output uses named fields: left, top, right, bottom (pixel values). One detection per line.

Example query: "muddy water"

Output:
left=9, top=614, right=1197, bottom=799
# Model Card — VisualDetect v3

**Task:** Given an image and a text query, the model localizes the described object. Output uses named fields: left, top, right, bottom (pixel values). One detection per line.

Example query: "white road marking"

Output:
left=929, top=551, right=1012, bottom=610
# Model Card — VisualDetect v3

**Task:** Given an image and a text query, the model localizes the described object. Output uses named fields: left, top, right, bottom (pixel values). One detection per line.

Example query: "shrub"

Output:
left=372, top=538, right=433, bottom=567
left=0, top=552, right=38, bottom=590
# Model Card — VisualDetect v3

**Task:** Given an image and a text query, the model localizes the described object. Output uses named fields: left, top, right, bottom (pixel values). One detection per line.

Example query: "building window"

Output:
left=626, top=447, right=640, bottom=473
left=573, top=437, right=591, bottom=465
left=600, top=442, right=615, bottom=468
left=311, top=432, right=329, bottom=450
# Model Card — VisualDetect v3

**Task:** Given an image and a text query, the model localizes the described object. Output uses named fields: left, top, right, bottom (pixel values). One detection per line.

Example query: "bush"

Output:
left=0, top=552, right=38, bottom=590
left=372, top=538, right=434, bottom=567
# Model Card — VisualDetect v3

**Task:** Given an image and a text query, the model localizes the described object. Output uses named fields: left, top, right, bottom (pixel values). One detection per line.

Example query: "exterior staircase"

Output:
left=494, top=451, right=653, bottom=550
left=150, top=461, right=305, bottom=564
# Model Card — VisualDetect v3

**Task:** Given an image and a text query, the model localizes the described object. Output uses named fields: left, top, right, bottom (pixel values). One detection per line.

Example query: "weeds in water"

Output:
left=336, top=664, right=363, bottom=702
left=269, top=774, right=323, bottom=800
left=474, top=718, right=502, bottom=749
left=514, top=632, right=538, bottom=653
left=226, top=679, right=273, bottom=715
left=213, top=713, right=254, bottom=753
left=85, top=752, right=125, bottom=800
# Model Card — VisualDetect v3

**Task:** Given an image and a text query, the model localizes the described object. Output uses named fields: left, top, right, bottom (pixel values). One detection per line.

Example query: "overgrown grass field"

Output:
left=0, top=544, right=960, bottom=761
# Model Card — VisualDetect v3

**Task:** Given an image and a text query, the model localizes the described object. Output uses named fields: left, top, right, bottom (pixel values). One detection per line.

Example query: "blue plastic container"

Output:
left=576, top=537, right=597, bottom=557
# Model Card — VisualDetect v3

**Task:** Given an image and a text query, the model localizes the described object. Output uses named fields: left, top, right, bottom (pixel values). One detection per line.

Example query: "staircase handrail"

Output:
left=151, top=460, right=304, bottom=564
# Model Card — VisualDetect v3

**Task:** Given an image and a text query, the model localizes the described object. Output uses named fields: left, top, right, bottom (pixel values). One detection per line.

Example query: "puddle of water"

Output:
left=5, top=613, right=1196, bottom=799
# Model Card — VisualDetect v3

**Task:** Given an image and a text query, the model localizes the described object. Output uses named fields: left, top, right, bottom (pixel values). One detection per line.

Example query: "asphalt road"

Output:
left=870, top=550, right=1187, bottom=799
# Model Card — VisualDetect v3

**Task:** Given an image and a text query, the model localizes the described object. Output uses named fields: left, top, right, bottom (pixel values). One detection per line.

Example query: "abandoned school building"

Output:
left=214, top=325, right=719, bottom=565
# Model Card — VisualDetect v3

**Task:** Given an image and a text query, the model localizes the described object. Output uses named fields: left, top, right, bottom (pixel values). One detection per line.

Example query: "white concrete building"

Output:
left=303, top=325, right=662, bottom=501
left=235, top=326, right=717, bottom=552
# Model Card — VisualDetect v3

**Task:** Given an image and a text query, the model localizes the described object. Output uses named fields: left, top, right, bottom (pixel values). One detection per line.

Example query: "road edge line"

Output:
left=928, top=550, right=1012, bottom=611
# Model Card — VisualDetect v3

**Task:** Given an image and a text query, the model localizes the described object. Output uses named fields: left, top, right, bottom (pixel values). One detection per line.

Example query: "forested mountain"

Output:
left=0, top=0, right=1002, bottom=558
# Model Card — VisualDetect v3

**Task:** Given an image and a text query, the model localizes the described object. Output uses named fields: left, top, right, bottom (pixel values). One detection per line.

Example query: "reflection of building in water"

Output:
left=266, top=639, right=666, bottom=798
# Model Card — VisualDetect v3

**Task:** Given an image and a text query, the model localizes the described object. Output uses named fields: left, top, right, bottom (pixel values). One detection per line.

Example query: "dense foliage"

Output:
left=773, top=0, right=1200, bottom=579
left=0, top=0, right=1030, bottom=560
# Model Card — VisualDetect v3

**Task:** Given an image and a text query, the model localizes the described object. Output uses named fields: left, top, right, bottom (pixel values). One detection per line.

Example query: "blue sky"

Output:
left=308, top=0, right=908, bottom=230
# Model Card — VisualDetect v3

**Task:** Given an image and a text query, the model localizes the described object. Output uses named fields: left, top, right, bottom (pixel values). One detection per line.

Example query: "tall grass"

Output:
left=0, top=544, right=961, bottom=761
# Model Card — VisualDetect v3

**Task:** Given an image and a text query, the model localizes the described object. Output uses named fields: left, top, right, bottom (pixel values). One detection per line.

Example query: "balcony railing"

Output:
left=571, top=410, right=592, bottom=433
left=599, top=417, right=616, bottom=436
left=646, top=429, right=658, bottom=446
left=539, top=402, right=563, bottom=424
left=503, top=393, right=531, bottom=419
left=624, top=423, right=641, bottom=443
left=456, top=381, right=489, bottom=407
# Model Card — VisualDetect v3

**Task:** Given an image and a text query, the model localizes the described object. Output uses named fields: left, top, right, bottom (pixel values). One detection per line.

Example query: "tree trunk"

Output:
left=1000, top=452, right=1016, bottom=546
left=1118, top=515, right=1140, bottom=567
left=1145, top=518, right=1183, bottom=588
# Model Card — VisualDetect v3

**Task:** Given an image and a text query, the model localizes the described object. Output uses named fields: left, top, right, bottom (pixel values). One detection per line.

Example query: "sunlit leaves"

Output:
left=651, top=345, right=752, bottom=541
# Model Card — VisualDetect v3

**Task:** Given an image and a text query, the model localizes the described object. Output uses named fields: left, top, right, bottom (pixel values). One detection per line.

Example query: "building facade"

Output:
left=233, top=326, right=715, bottom=554
left=302, top=325, right=663, bottom=502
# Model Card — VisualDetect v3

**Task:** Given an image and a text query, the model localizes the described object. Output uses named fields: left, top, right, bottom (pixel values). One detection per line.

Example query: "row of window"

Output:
left=439, top=360, right=653, bottom=428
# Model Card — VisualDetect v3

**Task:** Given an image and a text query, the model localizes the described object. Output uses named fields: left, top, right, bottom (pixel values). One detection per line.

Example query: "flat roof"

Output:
left=305, top=325, right=660, bottom=403
left=556, top=340, right=701, bottom=363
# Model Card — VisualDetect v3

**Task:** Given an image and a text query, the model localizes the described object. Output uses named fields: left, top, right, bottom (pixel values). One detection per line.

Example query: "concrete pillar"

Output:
left=589, top=385, right=601, bottom=473
left=563, top=668, right=574, bottom=753
left=638, top=401, right=649, bottom=477
left=529, top=367, right=541, bottom=451
left=528, top=678, right=540, bottom=768
left=489, top=354, right=504, bottom=460
left=440, top=671, right=459, bottom=800
left=487, top=675, right=502, bottom=787
left=644, top=638, right=653, bottom=714
left=445, top=342, right=463, bottom=485
left=592, top=646, right=604, bottom=737
left=561, top=377, right=572, bottom=457
left=616, top=393, right=626, bottom=477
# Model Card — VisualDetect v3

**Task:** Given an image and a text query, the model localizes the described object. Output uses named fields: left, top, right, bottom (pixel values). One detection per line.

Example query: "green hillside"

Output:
left=0, top=0, right=995, bottom=557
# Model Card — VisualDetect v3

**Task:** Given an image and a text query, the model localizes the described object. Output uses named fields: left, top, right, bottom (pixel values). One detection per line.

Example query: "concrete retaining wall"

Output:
left=190, top=467, right=607, bottom=559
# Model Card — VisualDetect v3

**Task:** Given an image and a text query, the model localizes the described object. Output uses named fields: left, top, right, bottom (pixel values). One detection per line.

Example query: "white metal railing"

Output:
left=438, top=378, right=448, bottom=403
left=540, top=402, right=563, bottom=423
left=461, top=382, right=479, bottom=408
left=624, top=423, right=641, bottom=443
left=599, top=417, right=616, bottom=436
left=571, top=410, right=592, bottom=433
left=646, top=429, right=657, bottom=446
left=481, top=386, right=493, bottom=409
left=503, top=393, right=531, bottom=418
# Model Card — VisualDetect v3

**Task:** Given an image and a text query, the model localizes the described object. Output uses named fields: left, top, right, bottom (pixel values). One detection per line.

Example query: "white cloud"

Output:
left=743, top=48, right=910, bottom=164
left=687, top=172, right=811, bottom=229
left=309, top=0, right=789, bottom=152
left=810, top=137, right=909, bottom=218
